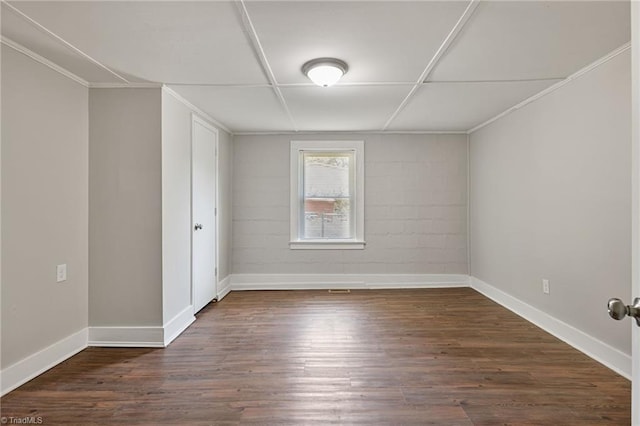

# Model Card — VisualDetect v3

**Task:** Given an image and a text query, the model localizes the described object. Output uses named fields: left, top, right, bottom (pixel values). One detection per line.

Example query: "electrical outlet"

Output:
left=542, top=279, right=550, bottom=295
left=56, top=264, right=67, bottom=283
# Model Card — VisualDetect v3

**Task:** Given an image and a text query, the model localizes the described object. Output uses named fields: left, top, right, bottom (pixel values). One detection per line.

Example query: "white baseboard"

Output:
left=163, top=305, right=195, bottom=346
left=217, top=275, right=232, bottom=301
left=88, top=326, right=165, bottom=348
left=230, top=273, right=469, bottom=291
left=0, top=328, right=88, bottom=396
left=470, top=276, right=632, bottom=379
left=89, top=306, right=195, bottom=348
left=364, top=274, right=469, bottom=288
left=2, top=308, right=196, bottom=395
left=2, top=275, right=630, bottom=398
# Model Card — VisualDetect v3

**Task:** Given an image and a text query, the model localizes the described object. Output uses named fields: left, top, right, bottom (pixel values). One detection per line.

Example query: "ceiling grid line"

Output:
left=381, top=0, right=480, bottom=131
left=3, top=0, right=131, bottom=84
left=236, top=0, right=298, bottom=132
left=427, top=77, right=565, bottom=84
left=1, top=1, right=630, bottom=134
left=166, top=82, right=414, bottom=88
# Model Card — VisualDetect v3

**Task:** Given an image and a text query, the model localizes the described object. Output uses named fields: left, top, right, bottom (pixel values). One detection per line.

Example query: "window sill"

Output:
left=289, top=240, right=366, bottom=250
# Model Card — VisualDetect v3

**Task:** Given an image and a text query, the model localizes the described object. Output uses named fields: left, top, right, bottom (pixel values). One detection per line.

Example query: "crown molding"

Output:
left=1, top=36, right=89, bottom=87
left=3, top=0, right=129, bottom=83
left=468, top=42, right=632, bottom=134
left=89, top=82, right=163, bottom=89
left=233, top=130, right=467, bottom=136
left=162, top=85, right=233, bottom=135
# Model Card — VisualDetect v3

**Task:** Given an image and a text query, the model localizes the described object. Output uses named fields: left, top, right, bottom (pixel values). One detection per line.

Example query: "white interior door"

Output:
left=192, top=115, right=217, bottom=314
left=632, top=3, right=639, bottom=423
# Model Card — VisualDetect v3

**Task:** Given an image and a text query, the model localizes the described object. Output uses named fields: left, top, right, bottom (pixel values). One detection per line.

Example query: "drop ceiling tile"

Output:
left=245, top=1, right=470, bottom=84
left=168, top=86, right=294, bottom=133
left=1, top=3, right=125, bottom=83
left=430, top=1, right=630, bottom=82
left=8, top=1, right=268, bottom=85
left=281, top=85, right=412, bottom=132
left=388, top=80, right=562, bottom=132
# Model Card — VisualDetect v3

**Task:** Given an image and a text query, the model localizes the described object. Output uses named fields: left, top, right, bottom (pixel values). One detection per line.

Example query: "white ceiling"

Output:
left=1, top=1, right=631, bottom=134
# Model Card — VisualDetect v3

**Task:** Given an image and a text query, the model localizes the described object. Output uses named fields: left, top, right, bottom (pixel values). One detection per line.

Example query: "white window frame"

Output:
left=290, top=140, right=365, bottom=250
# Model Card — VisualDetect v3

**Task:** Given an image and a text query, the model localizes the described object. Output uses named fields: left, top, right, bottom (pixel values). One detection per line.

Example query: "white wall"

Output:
left=1, top=46, right=89, bottom=368
left=89, top=88, right=163, bottom=327
left=232, top=133, right=467, bottom=275
left=218, top=129, right=233, bottom=280
left=160, top=90, right=194, bottom=322
left=160, top=89, right=233, bottom=320
left=470, top=50, right=632, bottom=355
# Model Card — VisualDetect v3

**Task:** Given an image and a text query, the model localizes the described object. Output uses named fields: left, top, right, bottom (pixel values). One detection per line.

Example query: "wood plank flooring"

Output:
left=0, top=288, right=631, bottom=425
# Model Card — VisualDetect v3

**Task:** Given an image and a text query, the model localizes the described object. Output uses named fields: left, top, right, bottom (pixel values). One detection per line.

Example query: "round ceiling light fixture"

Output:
left=302, top=58, right=348, bottom=87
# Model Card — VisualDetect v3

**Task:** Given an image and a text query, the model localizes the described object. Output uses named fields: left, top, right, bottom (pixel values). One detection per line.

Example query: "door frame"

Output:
left=631, top=1, right=639, bottom=423
left=190, top=113, right=220, bottom=313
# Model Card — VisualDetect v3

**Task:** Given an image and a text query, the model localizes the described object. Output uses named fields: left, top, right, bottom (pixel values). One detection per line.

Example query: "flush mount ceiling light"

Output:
left=302, top=58, right=348, bottom=87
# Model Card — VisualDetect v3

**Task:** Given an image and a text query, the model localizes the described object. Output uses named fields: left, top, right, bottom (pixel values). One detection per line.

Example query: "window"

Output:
left=290, top=140, right=365, bottom=249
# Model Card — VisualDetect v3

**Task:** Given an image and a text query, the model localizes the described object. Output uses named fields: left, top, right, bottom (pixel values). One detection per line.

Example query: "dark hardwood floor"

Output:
left=0, top=288, right=631, bottom=425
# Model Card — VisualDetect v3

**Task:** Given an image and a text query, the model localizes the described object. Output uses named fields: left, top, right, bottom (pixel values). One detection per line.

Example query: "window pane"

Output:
left=304, top=199, right=351, bottom=239
left=302, top=153, right=352, bottom=239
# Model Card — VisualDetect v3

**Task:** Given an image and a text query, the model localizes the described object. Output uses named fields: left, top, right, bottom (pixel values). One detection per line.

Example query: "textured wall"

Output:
left=232, top=133, right=468, bottom=274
